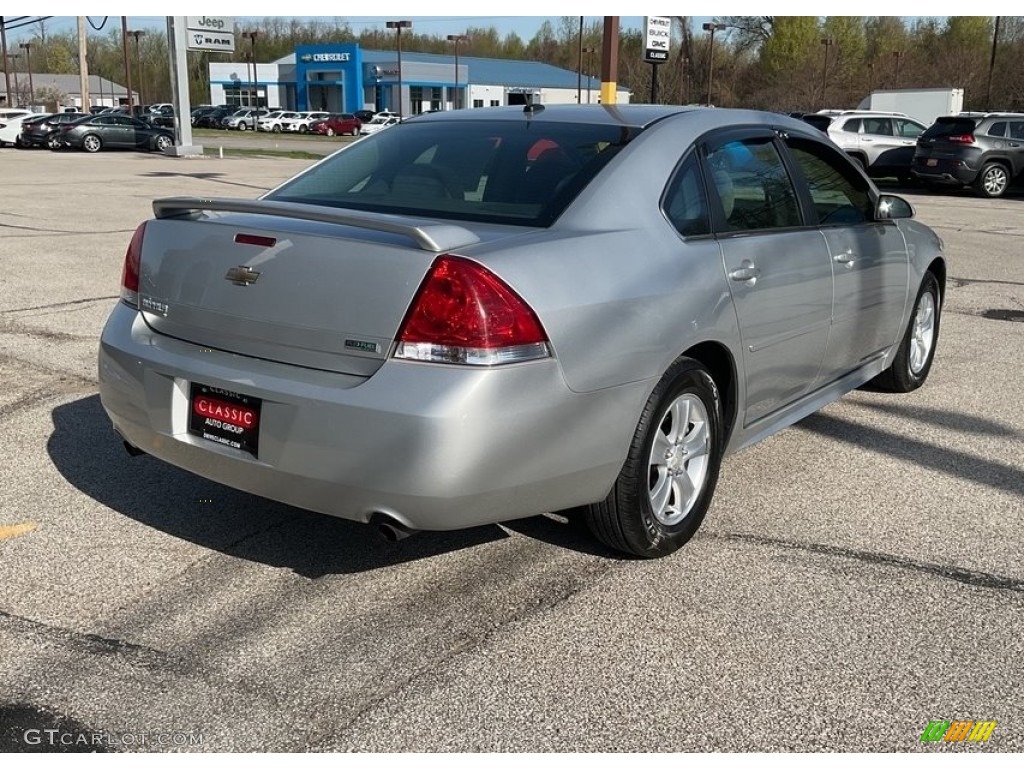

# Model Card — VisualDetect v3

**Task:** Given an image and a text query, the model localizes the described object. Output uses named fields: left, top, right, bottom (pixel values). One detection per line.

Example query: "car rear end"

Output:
left=97, top=112, right=649, bottom=531
left=912, top=116, right=983, bottom=185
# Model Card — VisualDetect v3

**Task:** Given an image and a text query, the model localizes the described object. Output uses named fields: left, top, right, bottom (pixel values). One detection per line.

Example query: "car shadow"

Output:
left=47, top=395, right=507, bottom=578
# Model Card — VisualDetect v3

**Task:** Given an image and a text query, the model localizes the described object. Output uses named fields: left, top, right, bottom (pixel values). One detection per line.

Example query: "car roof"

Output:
left=408, top=104, right=703, bottom=129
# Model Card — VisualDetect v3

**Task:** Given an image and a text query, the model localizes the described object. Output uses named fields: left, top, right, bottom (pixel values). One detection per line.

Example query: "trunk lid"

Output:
left=139, top=197, right=520, bottom=376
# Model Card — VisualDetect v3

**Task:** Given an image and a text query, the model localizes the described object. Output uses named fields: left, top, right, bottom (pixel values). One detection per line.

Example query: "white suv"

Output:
left=258, top=111, right=302, bottom=133
left=283, top=112, right=329, bottom=134
left=803, top=110, right=927, bottom=181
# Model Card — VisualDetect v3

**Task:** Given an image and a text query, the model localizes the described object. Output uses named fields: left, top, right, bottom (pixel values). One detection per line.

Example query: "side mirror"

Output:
left=875, top=194, right=915, bottom=221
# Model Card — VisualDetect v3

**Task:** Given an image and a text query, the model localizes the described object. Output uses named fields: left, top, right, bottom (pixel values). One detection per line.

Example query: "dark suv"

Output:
left=912, top=113, right=1024, bottom=197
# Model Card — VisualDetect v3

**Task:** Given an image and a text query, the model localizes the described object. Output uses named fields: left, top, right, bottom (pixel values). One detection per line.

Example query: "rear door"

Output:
left=783, top=136, right=910, bottom=382
left=704, top=130, right=834, bottom=425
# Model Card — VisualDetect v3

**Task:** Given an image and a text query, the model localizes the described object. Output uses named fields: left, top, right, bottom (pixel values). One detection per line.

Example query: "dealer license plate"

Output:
left=927, top=158, right=938, bottom=167
left=188, top=382, right=262, bottom=457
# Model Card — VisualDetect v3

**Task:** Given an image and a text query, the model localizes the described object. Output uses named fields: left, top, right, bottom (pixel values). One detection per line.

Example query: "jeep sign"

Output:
left=186, top=16, right=235, bottom=53
left=644, top=16, right=672, bottom=63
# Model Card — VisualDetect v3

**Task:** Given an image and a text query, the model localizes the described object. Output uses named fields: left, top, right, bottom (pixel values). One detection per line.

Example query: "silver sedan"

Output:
left=98, top=105, right=945, bottom=557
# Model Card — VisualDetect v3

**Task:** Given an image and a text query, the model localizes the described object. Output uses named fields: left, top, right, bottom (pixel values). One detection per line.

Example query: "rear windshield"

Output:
left=267, top=119, right=638, bottom=227
left=801, top=115, right=833, bottom=132
left=921, top=117, right=978, bottom=139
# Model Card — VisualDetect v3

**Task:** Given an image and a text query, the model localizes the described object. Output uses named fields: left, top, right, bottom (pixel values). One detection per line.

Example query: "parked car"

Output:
left=354, top=109, right=376, bottom=123
left=97, top=106, right=946, bottom=558
left=802, top=110, right=928, bottom=182
left=0, top=109, right=34, bottom=145
left=1, top=112, right=52, bottom=146
left=194, top=108, right=233, bottom=129
left=309, top=113, right=362, bottom=137
left=359, top=113, right=402, bottom=135
left=912, top=112, right=1024, bottom=198
left=50, top=113, right=175, bottom=153
left=222, top=108, right=269, bottom=131
left=146, top=106, right=176, bottom=129
left=18, top=112, right=85, bottom=148
left=283, top=111, right=329, bottom=133
left=257, top=110, right=303, bottom=133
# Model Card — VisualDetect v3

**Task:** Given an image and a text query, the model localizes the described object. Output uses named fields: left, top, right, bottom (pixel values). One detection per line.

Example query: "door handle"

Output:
left=834, top=250, right=856, bottom=268
left=862, top=138, right=874, bottom=143
left=728, top=265, right=761, bottom=282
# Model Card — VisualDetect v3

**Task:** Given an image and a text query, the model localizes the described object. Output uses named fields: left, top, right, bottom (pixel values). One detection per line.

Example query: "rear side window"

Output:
left=268, top=120, right=638, bottom=227
left=840, top=118, right=862, bottom=133
left=662, top=153, right=710, bottom=238
left=986, top=121, right=1007, bottom=137
left=705, top=138, right=802, bottom=233
left=895, top=119, right=925, bottom=138
left=861, top=117, right=893, bottom=136
left=922, top=117, right=978, bottom=139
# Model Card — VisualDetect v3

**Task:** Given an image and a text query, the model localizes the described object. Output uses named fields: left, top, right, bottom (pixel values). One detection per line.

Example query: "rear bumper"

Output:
left=911, top=158, right=976, bottom=185
left=98, top=303, right=648, bottom=531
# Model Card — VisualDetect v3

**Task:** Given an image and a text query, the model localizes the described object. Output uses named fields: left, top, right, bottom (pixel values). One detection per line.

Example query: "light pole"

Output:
left=7, top=52, right=20, bottom=107
left=241, top=31, right=259, bottom=108
left=582, top=47, right=597, bottom=104
left=702, top=22, right=726, bottom=107
left=820, top=37, right=834, bottom=111
left=129, top=30, right=146, bottom=106
left=986, top=16, right=1001, bottom=111
left=119, top=17, right=134, bottom=111
left=576, top=15, right=584, bottom=104
left=446, top=33, right=467, bottom=109
left=17, top=42, right=32, bottom=105
left=386, top=20, right=412, bottom=117
left=0, top=16, right=11, bottom=108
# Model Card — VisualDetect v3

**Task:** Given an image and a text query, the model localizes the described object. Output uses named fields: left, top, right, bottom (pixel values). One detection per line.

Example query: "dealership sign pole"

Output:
left=644, top=16, right=671, bottom=104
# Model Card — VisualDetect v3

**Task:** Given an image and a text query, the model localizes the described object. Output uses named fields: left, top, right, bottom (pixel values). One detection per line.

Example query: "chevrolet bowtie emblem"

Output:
left=225, top=265, right=261, bottom=286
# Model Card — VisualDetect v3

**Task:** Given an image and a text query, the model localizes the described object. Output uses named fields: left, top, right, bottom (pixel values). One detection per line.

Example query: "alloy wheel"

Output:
left=909, top=291, right=936, bottom=375
left=647, top=393, right=710, bottom=526
left=983, top=166, right=1008, bottom=196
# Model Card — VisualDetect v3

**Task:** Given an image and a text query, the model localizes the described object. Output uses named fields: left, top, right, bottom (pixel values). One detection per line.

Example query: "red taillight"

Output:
left=395, top=256, right=550, bottom=365
left=120, top=222, right=146, bottom=307
left=947, top=134, right=975, bottom=144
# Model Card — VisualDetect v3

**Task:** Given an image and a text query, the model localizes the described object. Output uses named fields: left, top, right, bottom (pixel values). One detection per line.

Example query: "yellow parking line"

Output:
left=0, top=523, right=37, bottom=541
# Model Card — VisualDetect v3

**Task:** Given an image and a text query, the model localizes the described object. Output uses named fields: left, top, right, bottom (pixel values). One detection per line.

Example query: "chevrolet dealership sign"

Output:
left=644, top=16, right=671, bottom=63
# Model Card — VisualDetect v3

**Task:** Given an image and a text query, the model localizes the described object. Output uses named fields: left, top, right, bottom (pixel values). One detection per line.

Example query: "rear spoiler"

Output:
left=152, top=196, right=480, bottom=253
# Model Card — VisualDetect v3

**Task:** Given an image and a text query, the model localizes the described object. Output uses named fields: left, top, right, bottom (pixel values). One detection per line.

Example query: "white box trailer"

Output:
left=857, top=88, right=965, bottom=127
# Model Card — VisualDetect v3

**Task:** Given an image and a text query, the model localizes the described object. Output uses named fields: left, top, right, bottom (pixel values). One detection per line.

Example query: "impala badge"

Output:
left=225, top=265, right=261, bottom=286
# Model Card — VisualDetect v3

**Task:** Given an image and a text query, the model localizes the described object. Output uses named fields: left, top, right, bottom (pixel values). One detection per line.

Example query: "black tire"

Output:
left=848, top=154, right=867, bottom=172
left=299, top=124, right=308, bottom=134
left=272, top=124, right=281, bottom=133
left=154, top=134, right=173, bottom=153
left=586, top=358, right=723, bottom=558
left=238, top=122, right=247, bottom=132
left=973, top=162, right=1010, bottom=198
left=870, top=272, right=941, bottom=393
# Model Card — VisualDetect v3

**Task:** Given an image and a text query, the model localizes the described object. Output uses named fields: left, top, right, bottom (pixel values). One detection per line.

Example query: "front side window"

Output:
left=268, top=120, right=638, bottom=227
left=786, top=139, right=873, bottom=226
left=1009, top=121, right=1024, bottom=140
left=705, top=137, right=802, bottom=233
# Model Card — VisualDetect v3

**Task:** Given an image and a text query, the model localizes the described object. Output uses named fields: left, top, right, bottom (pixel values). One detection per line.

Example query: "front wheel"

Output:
left=238, top=122, right=247, bottom=131
left=326, top=127, right=336, bottom=136
left=586, top=358, right=723, bottom=558
left=974, top=162, right=1009, bottom=198
left=154, top=134, right=173, bottom=152
left=870, top=272, right=941, bottom=393
left=299, top=124, right=308, bottom=134
left=48, top=134, right=63, bottom=151
left=272, top=125, right=281, bottom=133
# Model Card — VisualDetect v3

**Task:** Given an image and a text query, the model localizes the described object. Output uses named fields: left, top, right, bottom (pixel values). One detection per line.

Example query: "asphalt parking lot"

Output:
left=1, top=149, right=1022, bottom=752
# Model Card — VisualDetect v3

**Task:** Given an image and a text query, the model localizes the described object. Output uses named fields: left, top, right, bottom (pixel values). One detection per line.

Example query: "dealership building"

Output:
left=208, top=43, right=630, bottom=114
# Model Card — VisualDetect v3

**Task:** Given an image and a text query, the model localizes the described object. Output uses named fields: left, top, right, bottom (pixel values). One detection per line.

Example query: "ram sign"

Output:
left=186, top=16, right=236, bottom=53
left=644, top=16, right=672, bottom=63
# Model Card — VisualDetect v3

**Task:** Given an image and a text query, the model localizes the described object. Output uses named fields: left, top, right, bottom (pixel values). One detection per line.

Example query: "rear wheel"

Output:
left=870, top=271, right=941, bottom=393
left=974, top=162, right=1009, bottom=198
left=586, top=358, right=723, bottom=558
left=82, top=134, right=102, bottom=153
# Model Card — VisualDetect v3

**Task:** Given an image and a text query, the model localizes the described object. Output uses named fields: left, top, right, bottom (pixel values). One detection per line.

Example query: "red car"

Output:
left=309, top=113, right=362, bottom=137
